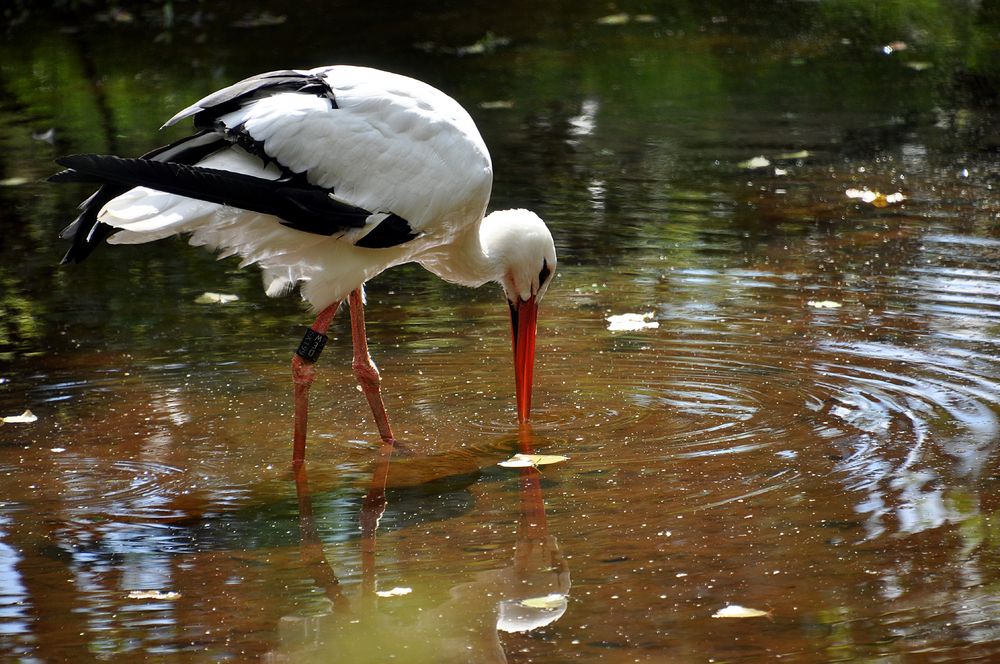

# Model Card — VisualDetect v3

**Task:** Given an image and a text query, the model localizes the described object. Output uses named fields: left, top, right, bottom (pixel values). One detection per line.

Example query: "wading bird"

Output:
left=52, top=65, right=556, bottom=463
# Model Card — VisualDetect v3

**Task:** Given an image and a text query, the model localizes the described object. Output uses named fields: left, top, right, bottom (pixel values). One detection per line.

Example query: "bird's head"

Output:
left=481, top=209, right=557, bottom=423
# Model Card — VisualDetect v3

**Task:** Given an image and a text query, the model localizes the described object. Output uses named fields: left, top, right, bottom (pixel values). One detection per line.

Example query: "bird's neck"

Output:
left=420, top=213, right=504, bottom=288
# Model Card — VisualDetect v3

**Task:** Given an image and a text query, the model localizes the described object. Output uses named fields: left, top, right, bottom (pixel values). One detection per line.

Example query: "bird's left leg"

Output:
left=348, top=288, right=396, bottom=445
left=292, top=301, right=341, bottom=464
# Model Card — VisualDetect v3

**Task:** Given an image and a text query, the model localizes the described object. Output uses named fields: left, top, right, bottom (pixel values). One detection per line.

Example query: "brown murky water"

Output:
left=2, top=2, right=1000, bottom=661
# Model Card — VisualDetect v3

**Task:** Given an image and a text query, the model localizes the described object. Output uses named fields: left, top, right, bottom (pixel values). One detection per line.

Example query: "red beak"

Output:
left=509, top=295, right=539, bottom=423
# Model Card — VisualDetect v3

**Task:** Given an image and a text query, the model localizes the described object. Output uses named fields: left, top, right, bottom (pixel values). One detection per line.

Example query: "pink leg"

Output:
left=348, top=288, right=396, bottom=445
left=292, top=301, right=341, bottom=464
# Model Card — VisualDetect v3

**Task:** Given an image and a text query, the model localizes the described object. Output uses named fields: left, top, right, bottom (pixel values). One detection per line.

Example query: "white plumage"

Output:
left=54, top=64, right=556, bottom=460
left=95, top=65, right=519, bottom=310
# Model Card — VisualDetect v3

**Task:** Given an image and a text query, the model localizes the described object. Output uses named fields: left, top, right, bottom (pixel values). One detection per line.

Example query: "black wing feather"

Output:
left=354, top=215, right=419, bottom=248
left=53, top=130, right=226, bottom=263
left=55, top=154, right=370, bottom=233
left=165, top=70, right=338, bottom=130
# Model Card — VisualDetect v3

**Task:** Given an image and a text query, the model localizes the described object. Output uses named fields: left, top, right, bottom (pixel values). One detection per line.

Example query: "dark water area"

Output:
left=2, top=1, right=1000, bottom=661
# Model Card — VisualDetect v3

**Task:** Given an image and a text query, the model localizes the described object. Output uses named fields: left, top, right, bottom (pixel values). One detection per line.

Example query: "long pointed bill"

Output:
left=509, top=295, right=539, bottom=423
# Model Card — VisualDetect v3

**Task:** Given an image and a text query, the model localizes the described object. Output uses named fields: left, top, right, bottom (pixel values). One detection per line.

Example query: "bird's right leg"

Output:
left=292, top=301, right=341, bottom=464
left=348, top=288, right=397, bottom=446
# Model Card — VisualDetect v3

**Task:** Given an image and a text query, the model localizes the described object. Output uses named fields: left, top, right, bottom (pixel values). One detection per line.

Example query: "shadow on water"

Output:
left=2, top=0, right=1000, bottom=661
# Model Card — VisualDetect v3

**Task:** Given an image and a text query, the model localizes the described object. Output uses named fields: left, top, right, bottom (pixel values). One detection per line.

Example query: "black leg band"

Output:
left=296, top=328, right=328, bottom=363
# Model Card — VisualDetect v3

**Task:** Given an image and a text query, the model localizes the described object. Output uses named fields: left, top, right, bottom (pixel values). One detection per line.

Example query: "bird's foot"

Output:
left=387, top=439, right=417, bottom=457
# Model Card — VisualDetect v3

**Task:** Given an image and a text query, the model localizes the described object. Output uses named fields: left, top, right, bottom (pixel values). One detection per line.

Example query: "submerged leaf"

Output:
left=2, top=410, right=37, bottom=424
left=498, top=453, right=568, bottom=469
left=712, top=604, right=771, bottom=618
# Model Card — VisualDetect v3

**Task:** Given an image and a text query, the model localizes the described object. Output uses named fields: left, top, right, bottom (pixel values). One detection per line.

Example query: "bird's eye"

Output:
left=538, top=258, right=551, bottom=286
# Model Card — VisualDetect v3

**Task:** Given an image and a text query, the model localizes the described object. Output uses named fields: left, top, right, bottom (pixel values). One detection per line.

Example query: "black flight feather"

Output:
left=165, top=70, right=338, bottom=130
left=53, top=130, right=226, bottom=264
left=55, top=154, right=371, bottom=234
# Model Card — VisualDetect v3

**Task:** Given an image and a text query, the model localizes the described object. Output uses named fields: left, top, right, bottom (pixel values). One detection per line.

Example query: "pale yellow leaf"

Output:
left=376, top=586, right=412, bottom=598
left=596, top=13, right=631, bottom=25
left=807, top=300, right=842, bottom=309
left=194, top=292, right=239, bottom=304
left=775, top=150, right=810, bottom=160
left=2, top=410, right=37, bottom=424
left=712, top=604, right=771, bottom=618
left=739, top=156, right=771, bottom=169
left=607, top=312, right=659, bottom=332
left=520, top=593, right=568, bottom=609
left=498, top=453, right=568, bottom=469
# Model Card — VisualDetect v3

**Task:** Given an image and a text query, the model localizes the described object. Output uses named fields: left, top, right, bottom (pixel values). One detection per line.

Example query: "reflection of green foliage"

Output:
left=0, top=0, right=997, bottom=361
left=813, top=0, right=1000, bottom=100
left=0, top=272, right=40, bottom=360
left=0, top=30, right=190, bottom=155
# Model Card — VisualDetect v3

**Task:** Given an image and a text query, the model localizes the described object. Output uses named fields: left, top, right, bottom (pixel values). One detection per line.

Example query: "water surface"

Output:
left=2, top=2, right=1000, bottom=661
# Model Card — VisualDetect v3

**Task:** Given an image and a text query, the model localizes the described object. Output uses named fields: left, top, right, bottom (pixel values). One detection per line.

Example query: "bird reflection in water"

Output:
left=268, top=426, right=570, bottom=663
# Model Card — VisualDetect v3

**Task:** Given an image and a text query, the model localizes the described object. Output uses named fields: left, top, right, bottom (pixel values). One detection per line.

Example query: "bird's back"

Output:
left=170, top=65, right=494, bottom=236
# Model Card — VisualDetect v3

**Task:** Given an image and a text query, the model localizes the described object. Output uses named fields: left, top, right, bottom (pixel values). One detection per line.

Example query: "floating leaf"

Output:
left=738, top=155, right=771, bottom=169
left=127, top=590, right=181, bottom=600
left=845, top=188, right=905, bottom=208
left=712, top=604, right=771, bottom=618
left=498, top=453, right=568, bottom=469
left=807, top=300, right=842, bottom=309
left=194, top=292, right=239, bottom=304
left=520, top=593, right=568, bottom=609
left=775, top=150, right=810, bottom=160
left=596, top=13, right=631, bottom=25
left=607, top=312, right=659, bottom=332
left=2, top=410, right=37, bottom=424
left=376, top=586, right=412, bottom=598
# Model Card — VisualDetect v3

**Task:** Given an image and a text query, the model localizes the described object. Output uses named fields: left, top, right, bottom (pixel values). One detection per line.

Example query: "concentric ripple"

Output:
left=503, top=248, right=1000, bottom=531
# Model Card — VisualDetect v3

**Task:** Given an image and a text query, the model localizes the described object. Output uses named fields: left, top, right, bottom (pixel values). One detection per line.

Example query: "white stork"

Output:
left=52, top=65, right=557, bottom=463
